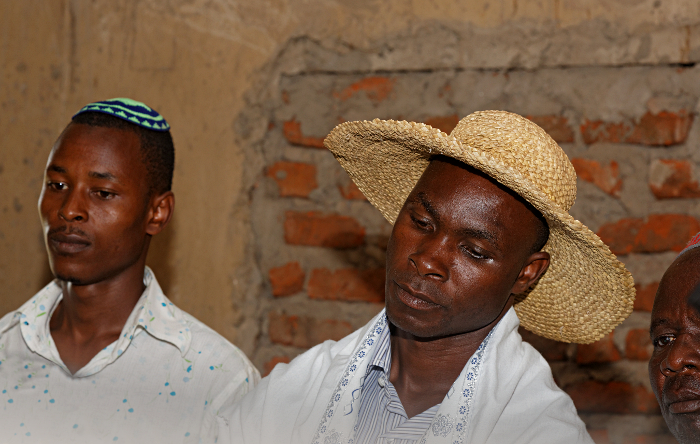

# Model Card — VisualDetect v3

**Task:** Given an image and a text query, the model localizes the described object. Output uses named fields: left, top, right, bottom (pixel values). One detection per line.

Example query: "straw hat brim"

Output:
left=325, top=118, right=635, bottom=344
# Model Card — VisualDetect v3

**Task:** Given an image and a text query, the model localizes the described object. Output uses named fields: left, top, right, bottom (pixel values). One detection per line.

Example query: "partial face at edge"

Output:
left=649, top=252, right=700, bottom=444
left=38, top=123, right=159, bottom=286
left=384, top=158, right=549, bottom=339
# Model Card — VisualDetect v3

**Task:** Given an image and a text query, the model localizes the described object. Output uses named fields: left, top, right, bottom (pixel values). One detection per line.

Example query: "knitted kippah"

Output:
left=678, top=231, right=700, bottom=258
left=73, top=98, right=170, bottom=131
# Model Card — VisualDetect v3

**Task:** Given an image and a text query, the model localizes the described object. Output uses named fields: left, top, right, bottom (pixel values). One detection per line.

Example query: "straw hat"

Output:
left=324, top=110, right=635, bottom=344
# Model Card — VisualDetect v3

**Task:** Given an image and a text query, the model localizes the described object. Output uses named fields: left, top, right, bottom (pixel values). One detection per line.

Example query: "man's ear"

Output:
left=510, top=252, right=550, bottom=295
left=145, top=191, right=175, bottom=236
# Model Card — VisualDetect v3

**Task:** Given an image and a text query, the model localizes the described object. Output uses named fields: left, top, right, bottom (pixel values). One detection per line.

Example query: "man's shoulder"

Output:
left=0, top=281, right=61, bottom=338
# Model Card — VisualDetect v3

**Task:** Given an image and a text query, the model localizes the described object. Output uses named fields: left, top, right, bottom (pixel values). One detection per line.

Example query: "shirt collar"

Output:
left=15, top=267, right=192, bottom=376
left=123, top=267, right=192, bottom=357
left=367, top=320, right=392, bottom=373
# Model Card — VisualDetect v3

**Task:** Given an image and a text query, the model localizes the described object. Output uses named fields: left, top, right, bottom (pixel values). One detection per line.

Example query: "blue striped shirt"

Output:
left=353, top=326, right=439, bottom=444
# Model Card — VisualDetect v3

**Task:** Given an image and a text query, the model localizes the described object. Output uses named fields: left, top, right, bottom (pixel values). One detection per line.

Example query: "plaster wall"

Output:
left=3, top=1, right=700, bottom=442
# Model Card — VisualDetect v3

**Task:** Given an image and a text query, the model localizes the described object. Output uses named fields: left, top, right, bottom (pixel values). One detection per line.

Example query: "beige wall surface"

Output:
left=4, top=1, right=700, bottom=442
left=3, top=0, right=700, bottom=366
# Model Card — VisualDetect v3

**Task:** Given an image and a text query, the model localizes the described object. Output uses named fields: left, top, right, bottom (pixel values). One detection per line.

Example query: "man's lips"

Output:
left=669, top=399, right=700, bottom=414
left=394, top=281, right=440, bottom=310
left=48, top=232, right=91, bottom=254
left=665, top=390, right=700, bottom=414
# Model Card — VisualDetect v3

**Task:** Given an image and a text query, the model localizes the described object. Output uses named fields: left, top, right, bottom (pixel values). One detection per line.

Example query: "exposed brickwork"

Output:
left=338, top=181, right=367, bottom=200
left=283, top=118, right=326, bottom=148
left=634, top=282, right=659, bottom=312
left=267, top=161, right=318, bottom=197
left=626, top=329, right=653, bottom=360
left=566, top=381, right=660, bottom=414
left=423, top=115, right=459, bottom=134
left=268, top=312, right=353, bottom=349
left=576, top=332, right=621, bottom=364
left=269, top=262, right=306, bottom=297
left=308, top=268, right=385, bottom=303
left=334, top=76, right=395, bottom=103
left=588, top=430, right=611, bottom=444
left=518, top=327, right=569, bottom=361
left=622, top=435, right=679, bottom=444
left=581, top=111, right=693, bottom=146
left=526, top=115, right=575, bottom=144
left=571, top=158, right=622, bottom=197
left=597, top=214, right=700, bottom=255
left=263, top=356, right=291, bottom=376
left=649, top=159, right=700, bottom=199
left=284, top=211, right=366, bottom=248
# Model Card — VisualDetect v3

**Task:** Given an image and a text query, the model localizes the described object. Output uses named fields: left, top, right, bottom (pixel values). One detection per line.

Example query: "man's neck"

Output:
left=49, top=263, right=147, bottom=374
left=388, top=305, right=512, bottom=418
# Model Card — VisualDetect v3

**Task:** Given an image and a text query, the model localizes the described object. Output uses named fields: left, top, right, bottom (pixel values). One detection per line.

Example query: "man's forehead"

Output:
left=47, top=124, right=144, bottom=177
left=655, top=252, right=700, bottom=315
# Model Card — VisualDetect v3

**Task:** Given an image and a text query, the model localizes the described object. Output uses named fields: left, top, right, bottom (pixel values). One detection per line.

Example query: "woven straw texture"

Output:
left=324, top=110, right=635, bottom=344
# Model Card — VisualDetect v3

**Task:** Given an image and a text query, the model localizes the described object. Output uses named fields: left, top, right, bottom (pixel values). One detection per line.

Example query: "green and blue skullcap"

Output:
left=73, top=98, right=170, bottom=131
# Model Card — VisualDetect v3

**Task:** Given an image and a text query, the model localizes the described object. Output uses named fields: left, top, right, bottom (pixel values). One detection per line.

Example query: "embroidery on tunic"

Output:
left=431, top=414, right=454, bottom=437
left=311, top=315, right=387, bottom=444
left=324, top=430, right=344, bottom=444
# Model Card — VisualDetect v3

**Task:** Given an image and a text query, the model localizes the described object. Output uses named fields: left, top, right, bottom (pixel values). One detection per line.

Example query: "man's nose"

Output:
left=59, top=189, right=88, bottom=222
left=408, top=235, right=449, bottom=281
left=661, top=334, right=700, bottom=376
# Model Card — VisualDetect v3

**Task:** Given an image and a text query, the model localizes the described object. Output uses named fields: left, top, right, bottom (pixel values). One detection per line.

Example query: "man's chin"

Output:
left=54, top=272, right=88, bottom=286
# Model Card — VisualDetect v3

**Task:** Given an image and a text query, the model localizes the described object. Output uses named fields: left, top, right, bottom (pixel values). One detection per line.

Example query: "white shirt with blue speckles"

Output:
left=0, top=267, right=260, bottom=443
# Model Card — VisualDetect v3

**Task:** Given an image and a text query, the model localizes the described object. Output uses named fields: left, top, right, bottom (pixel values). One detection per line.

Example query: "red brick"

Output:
left=649, top=159, right=700, bottom=199
left=626, top=329, right=653, bottom=360
left=628, top=111, right=694, bottom=146
left=565, top=380, right=660, bottom=414
left=634, top=282, right=659, bottom=312
left=269, top=262, right=305, bottom=297
left=518, top=327, right=569, bottom=361
left=588, top=429, right=611, bottom=444
left=284, top=211, right=365, bottom=249
left=622, top=435, right=679, bottom=444
left=338, top=181, right=367, bottom=200
left=308, top=268, right=385, bottom=303
left=597, top=214, right=700, bottom=255
left=581, top=111, right=693, bottom=146
left=263, top=356, right=290, bottom=376
left=334, top=76, right=395, bottom=103
left=266, top=161, right=318, bottom=198
left=581, top=120, right=630, bottom=144
left=571, top=158, right=622, bottom=197
left=576, top=332, right=621, bottom=364
left=268, top=312, right=353, bottom=348
left=282, top=118, right=326, bottom=149
left=423, top=115, right=459, bottom=134
left=527, top=115, right=575, bottom=144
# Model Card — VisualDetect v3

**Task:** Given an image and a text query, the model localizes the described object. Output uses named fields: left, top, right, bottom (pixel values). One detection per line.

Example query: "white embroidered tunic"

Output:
left=0, top=267, right=260, bottom=444
left=215, top=307, right=593, bottom=444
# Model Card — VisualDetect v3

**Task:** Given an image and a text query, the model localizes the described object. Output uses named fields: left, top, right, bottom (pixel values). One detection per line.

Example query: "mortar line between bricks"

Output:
left=281, top=62, right=698, bottom=78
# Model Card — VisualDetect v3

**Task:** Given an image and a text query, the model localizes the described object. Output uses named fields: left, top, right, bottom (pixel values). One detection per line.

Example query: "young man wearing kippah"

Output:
left=0, top=98, right=259, bottom=443
left=649, top=233, right=700, bottom=444
left=215, top=111, right=636, bottom=444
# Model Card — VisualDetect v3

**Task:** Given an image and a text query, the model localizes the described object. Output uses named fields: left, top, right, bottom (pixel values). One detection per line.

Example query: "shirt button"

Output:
left=378, top=377, right=386, bottom=388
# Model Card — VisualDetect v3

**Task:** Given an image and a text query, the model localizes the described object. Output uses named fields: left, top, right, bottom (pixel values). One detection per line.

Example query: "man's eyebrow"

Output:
left=458, top=227, right=499, bottom=245
left=649, top=318, right=668, bottom=336
left=415, top=192, right=440, bottom=221
left=47, top=165, right=66, bottom=174
left=88, top=171, right=118, bottom=181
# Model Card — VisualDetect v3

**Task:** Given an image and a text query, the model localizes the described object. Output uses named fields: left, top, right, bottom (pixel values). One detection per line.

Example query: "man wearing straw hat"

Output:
left=215, top=111, right=635, bottom=443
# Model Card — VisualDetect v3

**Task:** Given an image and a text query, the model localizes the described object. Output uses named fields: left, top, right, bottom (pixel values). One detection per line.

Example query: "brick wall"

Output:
left=245, top=62, right=700, bottom=443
